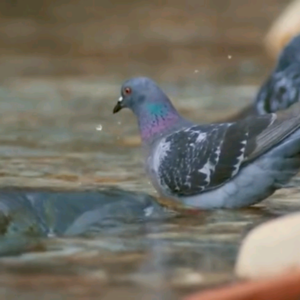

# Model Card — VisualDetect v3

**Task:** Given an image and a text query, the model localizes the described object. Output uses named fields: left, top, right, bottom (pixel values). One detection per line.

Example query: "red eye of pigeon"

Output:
left=124, top=87, right=131, bottom=95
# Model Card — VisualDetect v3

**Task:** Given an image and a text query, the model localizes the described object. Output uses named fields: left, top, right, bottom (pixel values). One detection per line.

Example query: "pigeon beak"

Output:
left=113, top=97, right=123, bottom=114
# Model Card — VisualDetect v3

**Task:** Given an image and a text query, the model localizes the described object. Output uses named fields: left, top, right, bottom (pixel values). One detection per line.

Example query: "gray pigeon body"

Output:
left=225, top=34, right=300, bottom=122
left=255, top=34, right=300, bottom=114
left=255, top=62, right=300, bottom=114
left=113, top=77, right=300, bottom=209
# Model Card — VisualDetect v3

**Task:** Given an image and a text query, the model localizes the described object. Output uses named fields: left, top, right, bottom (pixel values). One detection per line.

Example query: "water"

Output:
left=0, top=73, right=300, bottom=300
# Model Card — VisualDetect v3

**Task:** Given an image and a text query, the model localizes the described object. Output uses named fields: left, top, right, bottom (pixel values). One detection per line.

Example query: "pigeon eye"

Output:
left=124, top=87, right=132, bottom=95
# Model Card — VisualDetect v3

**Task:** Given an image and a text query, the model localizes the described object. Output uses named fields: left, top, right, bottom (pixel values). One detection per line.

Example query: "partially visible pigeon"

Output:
left=255, top=34, right=300, bottom=114
left=113, top=77, right=300, bottom=209
left=224, top=34, right=300, bottom=122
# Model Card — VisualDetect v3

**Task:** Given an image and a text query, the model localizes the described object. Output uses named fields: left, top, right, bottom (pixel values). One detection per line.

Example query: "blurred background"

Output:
left=0, top=0, right=292, bottom=83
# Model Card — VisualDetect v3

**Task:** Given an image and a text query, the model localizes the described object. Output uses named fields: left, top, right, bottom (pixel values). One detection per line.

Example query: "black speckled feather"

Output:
left=255, top=63, right=300, bottom=114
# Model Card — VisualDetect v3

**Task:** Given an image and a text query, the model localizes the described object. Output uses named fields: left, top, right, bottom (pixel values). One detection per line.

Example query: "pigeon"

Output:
left=113, top=77, right=300, bottom=209
left=223, top=34, right=300, bottom=122
left=255, top=33, right=300, bottom=115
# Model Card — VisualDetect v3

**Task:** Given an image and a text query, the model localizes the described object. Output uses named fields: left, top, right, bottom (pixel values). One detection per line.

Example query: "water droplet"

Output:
left=96, top=124, right=103, bottom=131
left=228, top=55, right=232, bottom=59
left=194, top=70, right=199, bottom=73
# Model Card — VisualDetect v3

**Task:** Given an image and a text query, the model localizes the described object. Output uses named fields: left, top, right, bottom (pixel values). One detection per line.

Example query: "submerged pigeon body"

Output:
left=113, top=77, right=300, bottom=209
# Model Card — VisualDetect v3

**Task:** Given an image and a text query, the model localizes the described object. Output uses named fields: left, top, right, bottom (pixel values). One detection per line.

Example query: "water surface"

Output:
left=0, top=73, right=300, bottom=300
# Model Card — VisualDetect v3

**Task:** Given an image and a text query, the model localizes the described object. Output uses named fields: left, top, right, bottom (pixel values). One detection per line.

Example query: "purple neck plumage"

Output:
left=134, top=99, right=182, bottom=143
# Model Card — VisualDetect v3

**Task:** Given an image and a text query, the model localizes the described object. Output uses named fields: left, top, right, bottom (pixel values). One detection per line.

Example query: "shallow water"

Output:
left=0, top=72, right=300, bottom=300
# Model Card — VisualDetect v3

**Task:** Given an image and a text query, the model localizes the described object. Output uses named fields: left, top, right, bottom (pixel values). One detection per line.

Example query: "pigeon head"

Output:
left=113, top=77, right=170, bottom=114
left=276, top=34, right=300, bottom=71
left=113, top=77, right=183, bottom=142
